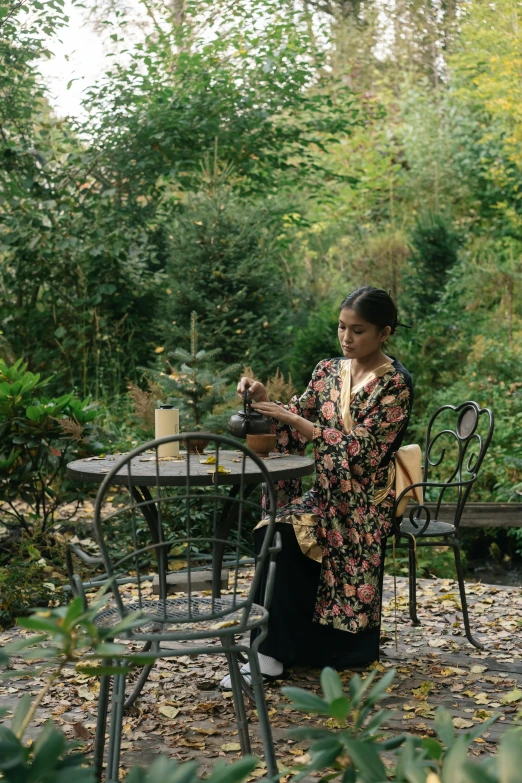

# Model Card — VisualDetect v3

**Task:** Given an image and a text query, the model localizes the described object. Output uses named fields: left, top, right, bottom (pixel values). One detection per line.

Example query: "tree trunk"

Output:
left=171, top=0, right=184, bottom=26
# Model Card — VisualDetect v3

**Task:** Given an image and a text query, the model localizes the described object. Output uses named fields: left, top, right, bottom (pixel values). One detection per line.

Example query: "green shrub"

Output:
left=0, top=359, right=102, bottom=534
left=385, top=545, right=464, bottom=580
left=283, top=666, right=519, bottom=783
left=160, top=181, right=294, bottom=376
left=288, top=301, right=341, bottom=390
left=142, top=312, right=239, bottom=431
left=1, top=600, right=520, bottom=783
left=0, top=560, right=62, bottom=630
left=0, top=598, right=258, bottom=783
left=400, top=212, right=462, bottom=325
left=92, top=485, right=260, bottom=577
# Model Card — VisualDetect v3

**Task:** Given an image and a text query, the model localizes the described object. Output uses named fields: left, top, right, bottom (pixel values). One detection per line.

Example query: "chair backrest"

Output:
left=93, top=432, right=277, bottom=636
left=421, top=401, right=494, bottom=527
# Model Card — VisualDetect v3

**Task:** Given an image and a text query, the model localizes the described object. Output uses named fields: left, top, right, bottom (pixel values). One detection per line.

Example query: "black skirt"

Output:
left=252, top=523, right=383, bottom=669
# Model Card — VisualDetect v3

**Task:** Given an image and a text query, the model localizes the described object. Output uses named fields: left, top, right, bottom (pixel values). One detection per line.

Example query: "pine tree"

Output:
left=146, top=312, right=239, bottom=430
left=401, top=212, right=462, bottom=324
left=160, top=172, right=293, bottom=375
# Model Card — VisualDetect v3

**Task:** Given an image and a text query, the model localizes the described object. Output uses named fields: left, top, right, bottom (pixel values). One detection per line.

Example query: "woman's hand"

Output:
left=251, top=400, right=295, bottom=424
left=252, top=401, right=314, bottom=441
left=237, top=376, right=269, bottom=402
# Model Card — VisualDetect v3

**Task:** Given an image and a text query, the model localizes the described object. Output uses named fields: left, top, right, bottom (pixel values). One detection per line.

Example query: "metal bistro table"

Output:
left=66, top=447, right=315, bottom=590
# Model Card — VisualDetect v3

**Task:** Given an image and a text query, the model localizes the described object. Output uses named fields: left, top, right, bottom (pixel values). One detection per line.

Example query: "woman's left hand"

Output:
left=251, top=400, right=295, bottom=424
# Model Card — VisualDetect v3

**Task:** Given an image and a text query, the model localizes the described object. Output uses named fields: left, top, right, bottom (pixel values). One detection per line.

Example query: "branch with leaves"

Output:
left=142, top=312, right=239, bottom=430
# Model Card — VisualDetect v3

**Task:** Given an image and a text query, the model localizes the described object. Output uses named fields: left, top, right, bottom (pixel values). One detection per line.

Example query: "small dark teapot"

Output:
left=228, top=390, right=271, bottom=439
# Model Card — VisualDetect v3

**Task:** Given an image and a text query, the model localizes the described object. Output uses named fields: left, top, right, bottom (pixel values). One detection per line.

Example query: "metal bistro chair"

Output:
left=72, top=433, right=280, bottom=783
left=391, top=401, right=494, bottom=649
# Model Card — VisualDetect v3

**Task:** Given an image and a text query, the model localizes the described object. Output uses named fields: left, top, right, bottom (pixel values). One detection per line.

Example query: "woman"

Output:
left=221, top=286, right=413, bottom=686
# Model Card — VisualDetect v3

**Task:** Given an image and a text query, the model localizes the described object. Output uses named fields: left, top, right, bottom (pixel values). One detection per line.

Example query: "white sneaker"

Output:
left=219, top=656, right=283, bottom=690
left=219, top=666, right=252, bottom=690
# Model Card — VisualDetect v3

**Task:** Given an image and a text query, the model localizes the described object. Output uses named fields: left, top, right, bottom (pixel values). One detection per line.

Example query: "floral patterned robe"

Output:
left=267, top=357, right=412, bottom=634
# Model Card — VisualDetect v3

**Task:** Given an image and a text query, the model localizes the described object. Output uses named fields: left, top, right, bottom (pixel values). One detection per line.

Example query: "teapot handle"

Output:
left=243, top=389, right=252, bottom=418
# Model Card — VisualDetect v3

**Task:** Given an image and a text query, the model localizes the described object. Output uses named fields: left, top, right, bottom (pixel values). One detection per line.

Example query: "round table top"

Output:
left=66, top=450, right=315, bottom=487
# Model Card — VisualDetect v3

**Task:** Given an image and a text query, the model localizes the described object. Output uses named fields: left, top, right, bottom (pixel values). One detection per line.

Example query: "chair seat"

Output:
left=95, top=596, right=265, bottom=635
left=399, top=518, right=456, bottom=537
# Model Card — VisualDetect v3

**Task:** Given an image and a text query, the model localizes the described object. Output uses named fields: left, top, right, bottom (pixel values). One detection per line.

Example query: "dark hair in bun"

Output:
left=340, top=286, right=405, bottom=334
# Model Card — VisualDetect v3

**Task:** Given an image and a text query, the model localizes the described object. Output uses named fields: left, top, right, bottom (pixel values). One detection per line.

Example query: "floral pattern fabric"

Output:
left=271, top=358, right=411, bottom=633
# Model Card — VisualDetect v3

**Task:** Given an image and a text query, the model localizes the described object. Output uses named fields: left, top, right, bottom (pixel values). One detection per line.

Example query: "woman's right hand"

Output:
left=237, top=376, right=269, bottom=402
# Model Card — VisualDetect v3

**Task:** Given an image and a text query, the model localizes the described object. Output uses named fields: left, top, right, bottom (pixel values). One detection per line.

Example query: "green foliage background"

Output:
left=1, top=0, right=522, bottom=557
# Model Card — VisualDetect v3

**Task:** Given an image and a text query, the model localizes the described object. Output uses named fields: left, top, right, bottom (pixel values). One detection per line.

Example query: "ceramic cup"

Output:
left=246, top=433, right=277, bottom=458
left=182, top=437, right=210, bottom=454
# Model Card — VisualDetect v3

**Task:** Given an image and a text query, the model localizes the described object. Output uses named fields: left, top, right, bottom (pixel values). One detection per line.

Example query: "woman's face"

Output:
left=338, top=308, right=390, bottom=360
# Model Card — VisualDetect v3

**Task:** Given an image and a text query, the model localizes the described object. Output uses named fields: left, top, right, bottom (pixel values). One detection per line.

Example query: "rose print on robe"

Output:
left=268, top=358, right=411, bottom=633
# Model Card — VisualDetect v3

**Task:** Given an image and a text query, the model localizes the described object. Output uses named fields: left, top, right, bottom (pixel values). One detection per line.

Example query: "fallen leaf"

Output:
left=197, top=680, right=218, bottom=691
left=474, top=693, right=492, bottom=705
left=159, top=706, right=180, bottom=719
left=168, top=560, right=188, bottom=572
left=453, top=718, right=475, bottom=729
left=470, top=665, right=488, bottom=674
left=177, top=738, right=206, bottom=749
left=72, top=722, right=91, bottom=740
left=194, top=701, right=221, bottom=712
left=412, top=681, right=434, bottom=699
left=221, top=742, right=242, bottom=752
left=501, top=689, right=522, bottom=705
left=414, top=704, right=435, bottom=718
left=210, top=620, right=240, bottom=630
left=474, top=710, right=494, bottom=721
left=193, top=727, right=219, bottom=736
left=77, top=686, right=96, bottom=702
left=436, top=593, right=459, bottom=603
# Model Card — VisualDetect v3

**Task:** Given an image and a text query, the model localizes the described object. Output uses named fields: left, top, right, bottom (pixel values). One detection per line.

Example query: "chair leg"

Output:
left=124, top=641, right=156, bottom=711
left=247, top=650, right=278, bottom=778
left=224, top=650, right=252, bottom=755
left=124, top=661, right=154, bottom=711
left=408, top=538, right=420, bottom=626
left=94, top=671, right=111, bottom=782
left=452, top=541, right=484, bottom=649
left=106, top=666, right=126, bottom=783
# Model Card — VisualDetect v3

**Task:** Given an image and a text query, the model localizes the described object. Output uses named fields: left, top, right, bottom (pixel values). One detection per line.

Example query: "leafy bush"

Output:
left=80, top=484, right=261, bottom=579
left=0, top=597, right=257, bottom=783
left=0, top=560, right=62, bottom=630
left=283, top=666, right=520, bottom=783
left=143, top=312, right=239, bottom=431
left=400, top=212, right=462, bottom=325
left=0, top=359, right=102, bottom=533
left=385, top=545, right=464, bottom=580
left=0, top=718, right=95, bottom=783
left=160, top=180, right=295, bottom=376
left=288, top=301, right=341, bottom=390
left=1, top=598, right=521, bottom=783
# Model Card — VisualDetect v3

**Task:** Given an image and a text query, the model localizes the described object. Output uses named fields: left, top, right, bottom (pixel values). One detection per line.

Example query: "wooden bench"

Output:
left=422, top=502, right=522, bottom=528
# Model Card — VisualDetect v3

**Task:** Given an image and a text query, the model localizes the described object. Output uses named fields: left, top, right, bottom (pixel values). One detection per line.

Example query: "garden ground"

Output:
left=0, top=573, right=520, bottom=776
